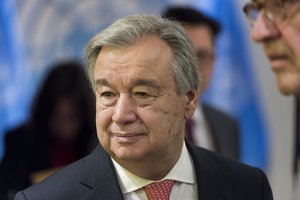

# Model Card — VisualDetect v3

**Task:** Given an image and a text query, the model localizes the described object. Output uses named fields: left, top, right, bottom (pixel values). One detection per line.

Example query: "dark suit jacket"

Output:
left=15, top=143, right=273, bottom=200
left=202, top=103, right=240, bottom=160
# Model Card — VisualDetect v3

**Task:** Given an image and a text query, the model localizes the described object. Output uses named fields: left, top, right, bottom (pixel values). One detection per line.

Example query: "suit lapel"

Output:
left=186, top=142, right=229, bottom=200
left=79, top=145, right=124, bottom=200
left=78, top=143, right=230, bottom=200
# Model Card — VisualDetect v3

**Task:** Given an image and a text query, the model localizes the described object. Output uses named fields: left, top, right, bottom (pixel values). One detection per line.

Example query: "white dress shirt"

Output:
left=112, top=142, right=198, bottom=200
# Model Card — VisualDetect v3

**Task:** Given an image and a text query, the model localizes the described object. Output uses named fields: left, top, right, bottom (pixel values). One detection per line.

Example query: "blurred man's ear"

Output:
left=184, top=89, right=199, bottom=119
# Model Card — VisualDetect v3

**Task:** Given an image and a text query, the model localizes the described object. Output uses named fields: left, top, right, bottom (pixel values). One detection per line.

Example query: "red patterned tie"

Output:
left=144, top=179, right=175, bottom=200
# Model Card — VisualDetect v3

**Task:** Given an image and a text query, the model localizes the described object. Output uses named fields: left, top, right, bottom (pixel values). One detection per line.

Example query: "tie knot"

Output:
left=144, top=179, right=174, bottom=200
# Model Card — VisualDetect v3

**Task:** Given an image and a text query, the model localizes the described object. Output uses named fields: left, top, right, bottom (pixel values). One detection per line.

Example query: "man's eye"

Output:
left=98, top=91, right=117, bottom=106
left=101, top=91, right=115, bottom=98
left=134, top=92, right=150, bottom=97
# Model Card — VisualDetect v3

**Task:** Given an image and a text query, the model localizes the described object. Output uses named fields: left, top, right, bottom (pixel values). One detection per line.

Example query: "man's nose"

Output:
left=112, top=94, right=137, bottom=125
left=251, top=12, right=280, bottom=42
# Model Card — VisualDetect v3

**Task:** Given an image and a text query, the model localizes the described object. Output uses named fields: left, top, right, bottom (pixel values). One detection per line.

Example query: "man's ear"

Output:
left=184, top=89, right=199, bottom=119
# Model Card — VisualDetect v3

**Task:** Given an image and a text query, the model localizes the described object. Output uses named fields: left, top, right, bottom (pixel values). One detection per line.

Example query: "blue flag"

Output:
left=0, top=0, right=30, bottom=159
left=189, top=0, right=269, bottom=169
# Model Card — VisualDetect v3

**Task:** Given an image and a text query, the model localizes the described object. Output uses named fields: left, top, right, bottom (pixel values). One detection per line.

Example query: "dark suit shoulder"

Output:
left=191, top=144, right=262, bottom=178
left=188, top=144, right=273, bottom=199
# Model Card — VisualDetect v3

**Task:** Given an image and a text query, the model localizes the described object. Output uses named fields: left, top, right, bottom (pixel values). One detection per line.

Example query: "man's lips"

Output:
left=267, top=54, right=289, bottom=71
left=268, top=55, right=288, bottom=60
left=113, top=132, right=145, bottom=143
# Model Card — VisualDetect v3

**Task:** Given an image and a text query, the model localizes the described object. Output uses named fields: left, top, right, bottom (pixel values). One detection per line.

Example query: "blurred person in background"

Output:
left=243, top=0, right=300, bottom=199
left=0, top=61, right=96, bottom=200
left=162, top=6, right=240, bottom=160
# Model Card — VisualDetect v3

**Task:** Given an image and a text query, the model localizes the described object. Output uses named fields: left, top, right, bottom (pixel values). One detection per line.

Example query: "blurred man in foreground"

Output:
left=244, top=0, right=300, bottom=97
left=243, top=0, right=300, bottom=198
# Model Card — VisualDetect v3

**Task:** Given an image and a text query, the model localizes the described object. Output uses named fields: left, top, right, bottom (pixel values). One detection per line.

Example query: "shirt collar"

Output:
left=112, top=141, right=196, bottom=194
